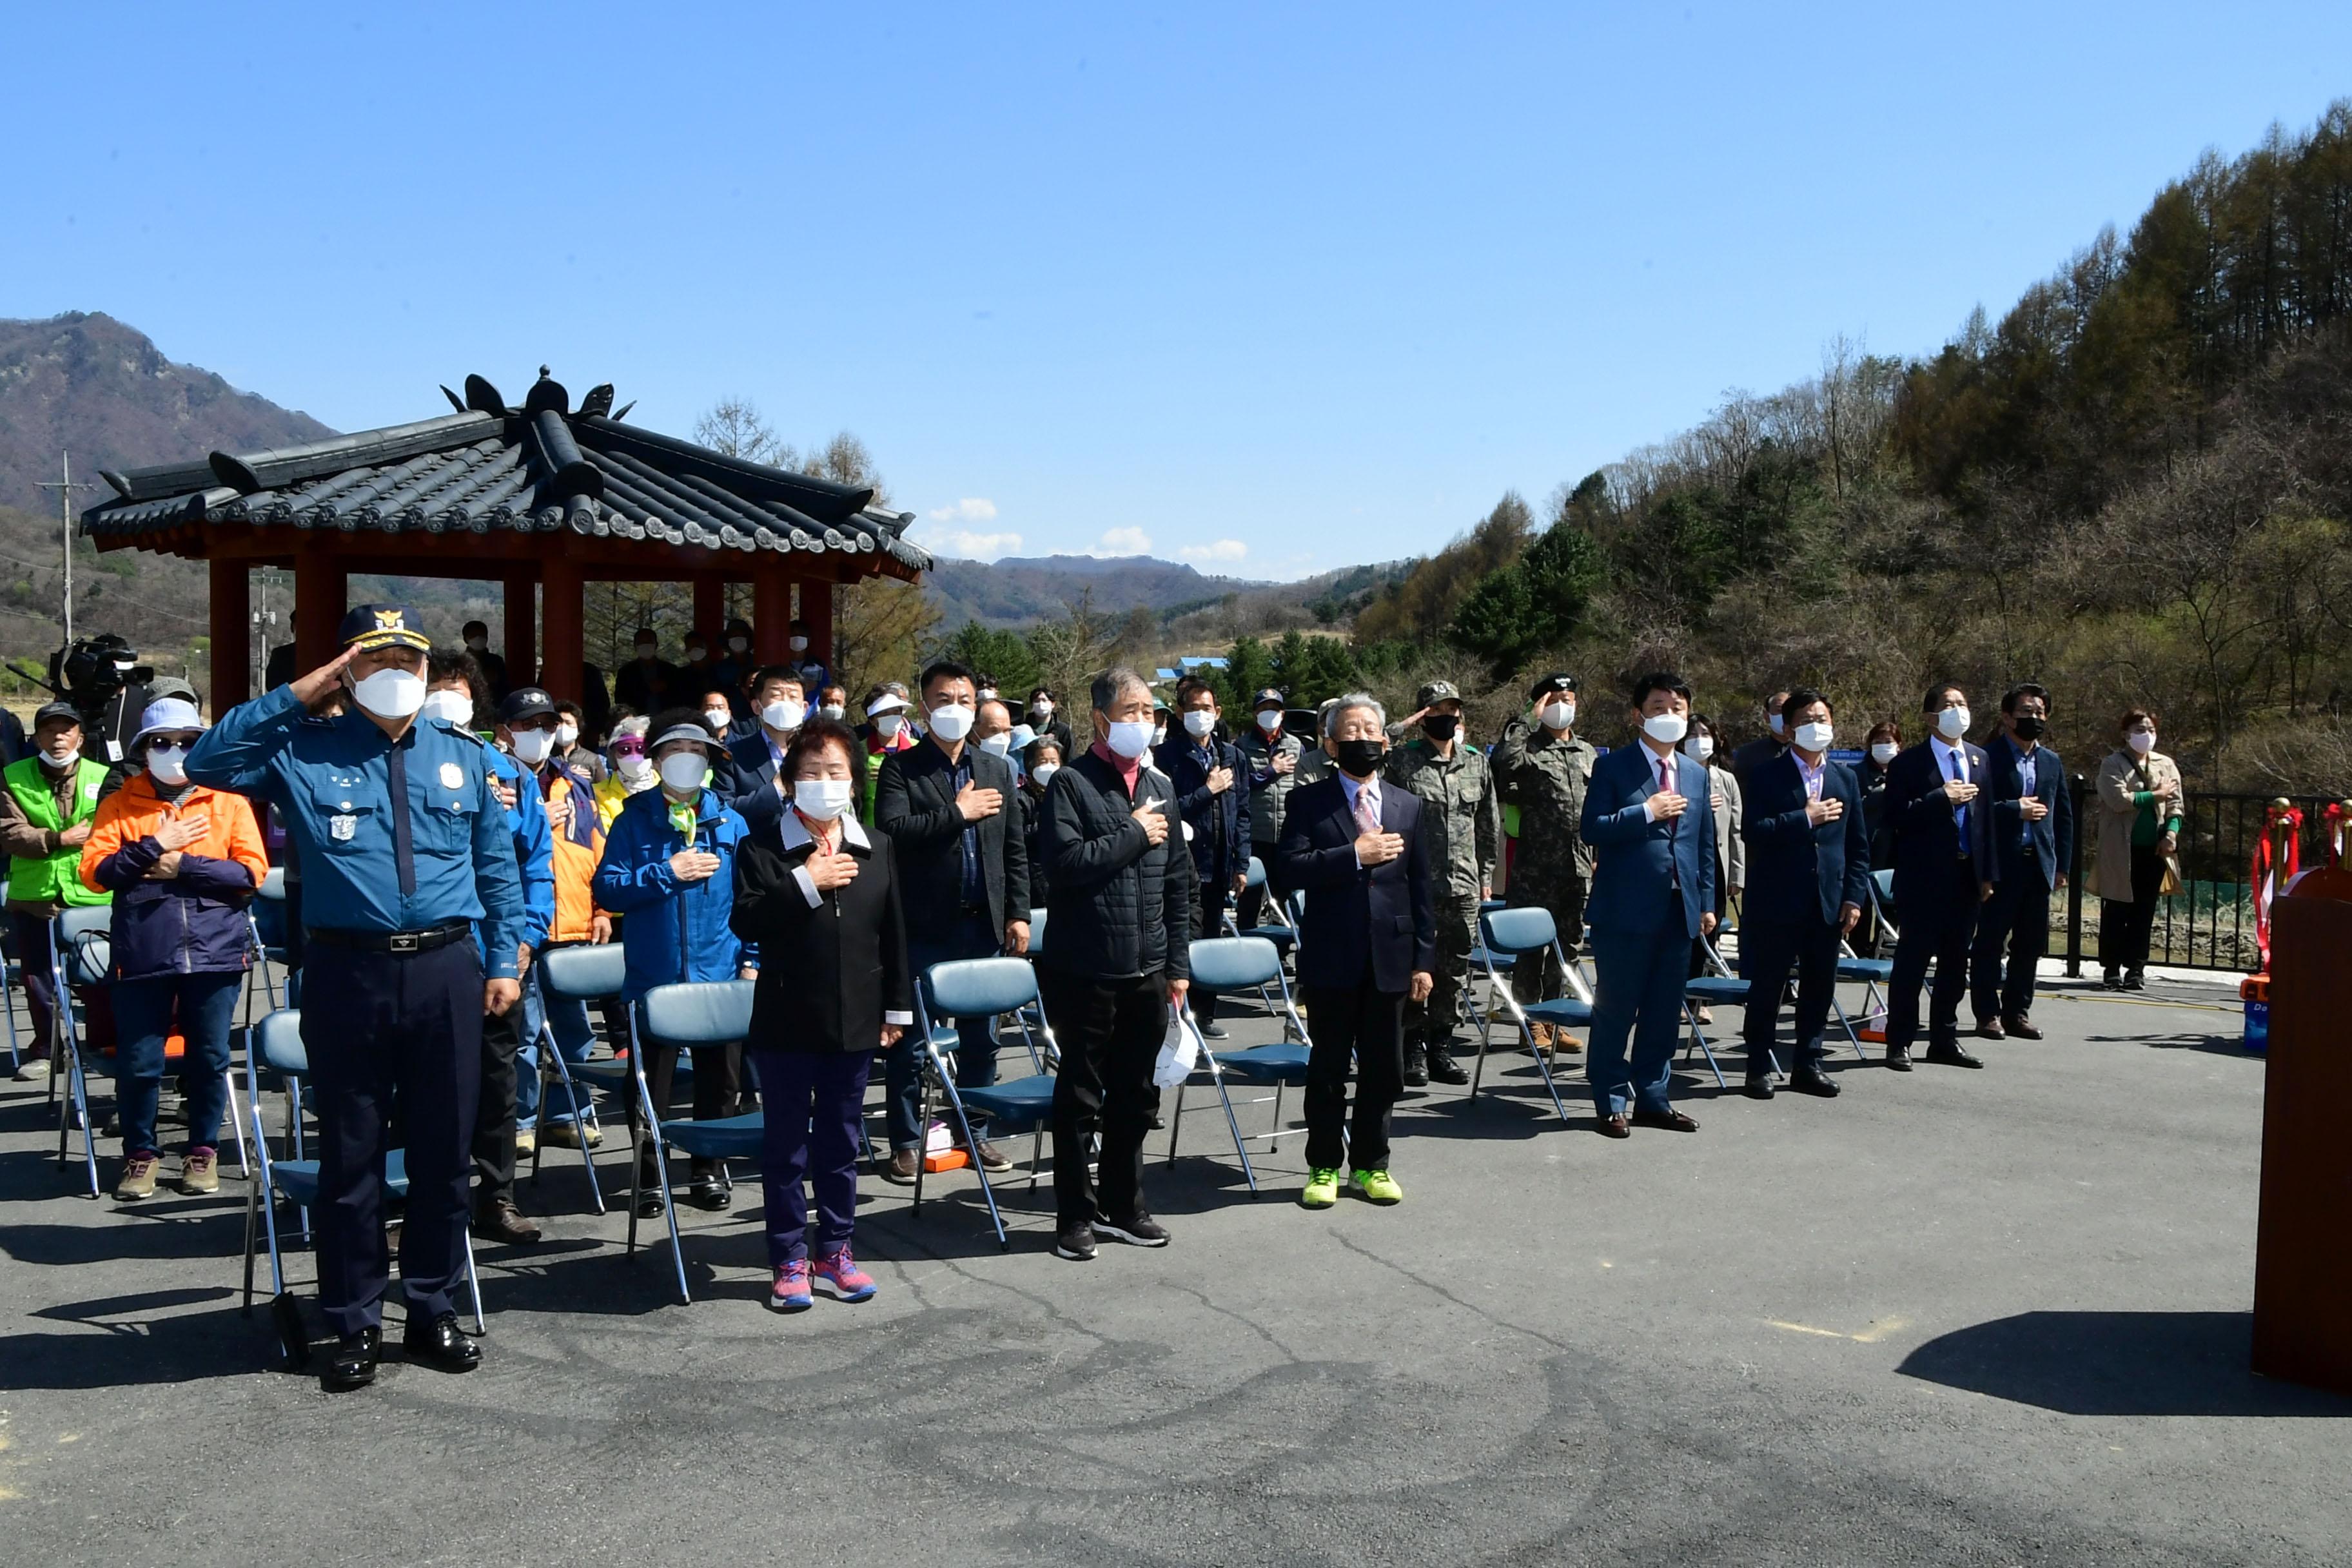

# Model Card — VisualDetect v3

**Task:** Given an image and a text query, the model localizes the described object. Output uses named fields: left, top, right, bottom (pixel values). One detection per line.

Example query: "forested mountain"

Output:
left=1338, top=101, right=2352, bottom=790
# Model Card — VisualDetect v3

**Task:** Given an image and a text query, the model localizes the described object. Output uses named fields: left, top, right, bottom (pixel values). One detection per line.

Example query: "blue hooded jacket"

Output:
left=593, top=785, right=754, bottom=999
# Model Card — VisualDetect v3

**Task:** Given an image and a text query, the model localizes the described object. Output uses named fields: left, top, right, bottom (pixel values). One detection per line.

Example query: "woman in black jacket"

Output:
left=731, top=718, right=916, bottom=1314
left=1018, top=734, right=1064, bottom=911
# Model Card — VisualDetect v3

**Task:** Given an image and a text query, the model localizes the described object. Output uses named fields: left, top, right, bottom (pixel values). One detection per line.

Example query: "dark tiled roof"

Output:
left=79, top=373, right=930, bottom=575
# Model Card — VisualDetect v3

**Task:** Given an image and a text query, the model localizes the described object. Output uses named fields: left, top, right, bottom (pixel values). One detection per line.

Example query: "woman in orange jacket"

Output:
left=78, top=699, right=269, bottom=1202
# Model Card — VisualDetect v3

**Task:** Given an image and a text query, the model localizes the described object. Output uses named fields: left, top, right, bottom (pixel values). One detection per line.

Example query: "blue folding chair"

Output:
left=1202, top=937, right=1320, bottom=1149
left=240, top=1008, right=485, bottom=1368
left=1464, top=897, right=1518, bottom=1033
left=49, top=906, right=115, bottom=1196
left=0, top=876, right=21, bottom=1073
left=1471, top=906, right=1587, bottom=1122
left=626, top=980, right=763, bottom=1304
left=1217, top=859, right=1303, bottom=1032
left=1672, top=934, right=1737, bottom=1087
left=523, top=943, right=614, bottom=1215
left=246, top=866, right=288, bottom=1019
left=913, top=957, right=1059, bottom=1251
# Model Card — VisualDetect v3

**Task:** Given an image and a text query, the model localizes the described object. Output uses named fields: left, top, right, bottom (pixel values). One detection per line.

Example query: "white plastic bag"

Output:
left=1152, top=1006, right=1208, bottom=1089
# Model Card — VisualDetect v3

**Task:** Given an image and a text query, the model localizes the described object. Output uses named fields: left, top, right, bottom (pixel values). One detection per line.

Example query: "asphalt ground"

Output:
left=3, top=966, right=2347, bottom=1567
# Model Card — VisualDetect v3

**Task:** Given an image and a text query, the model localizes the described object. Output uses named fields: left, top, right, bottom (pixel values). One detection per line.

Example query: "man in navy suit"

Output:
left=1880, top=681, right=1992, bottom=1070
left=1275, top=694, right=1435, bottom=1209
left=1738, top=687, right=1871, bottom=1100
left=1970, top=681, right=2075, bottom=1040
left=725, top=665, right=807, bottom=828
left=1156, top=678, right=1251, bottom=1039
left=1577, top=672, right=1717, bottom=1137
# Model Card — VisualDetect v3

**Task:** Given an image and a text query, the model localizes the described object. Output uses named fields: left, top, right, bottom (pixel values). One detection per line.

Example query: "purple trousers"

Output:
left=747, top=1048, right=872, bottom=1266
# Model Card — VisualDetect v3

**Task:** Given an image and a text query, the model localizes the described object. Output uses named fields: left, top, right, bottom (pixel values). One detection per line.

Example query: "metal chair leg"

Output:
left=462, top=1229, right=487, bottom=1335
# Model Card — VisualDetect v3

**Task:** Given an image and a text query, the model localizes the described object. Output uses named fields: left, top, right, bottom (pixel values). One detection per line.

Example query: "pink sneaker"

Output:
left=769, top=1259, right=812, bottom=1313
left=812, top=1246, right=877, bottom=1303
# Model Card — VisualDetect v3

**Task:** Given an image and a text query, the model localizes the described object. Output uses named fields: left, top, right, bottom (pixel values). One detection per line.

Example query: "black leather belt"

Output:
left=305, top=920, right=471, bottom=954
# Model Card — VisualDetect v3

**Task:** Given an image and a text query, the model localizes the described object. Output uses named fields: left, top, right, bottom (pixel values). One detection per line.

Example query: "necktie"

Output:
left=1948, top=748, right=1967, bottom=847
left=386, top=740, right=416, bottom=900
left=1355, top=783, right=1381, bottom=837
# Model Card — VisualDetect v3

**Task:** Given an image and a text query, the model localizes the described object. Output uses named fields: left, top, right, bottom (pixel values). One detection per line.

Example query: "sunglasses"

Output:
left=610, top=741, right=648, bottom=759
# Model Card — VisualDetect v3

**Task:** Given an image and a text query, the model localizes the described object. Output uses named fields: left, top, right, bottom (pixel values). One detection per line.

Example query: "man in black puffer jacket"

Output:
left=1037, top=665, right=1194, bottom=1262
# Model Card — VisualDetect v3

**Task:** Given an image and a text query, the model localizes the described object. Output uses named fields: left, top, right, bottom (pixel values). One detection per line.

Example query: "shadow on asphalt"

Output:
left=1897, top=1310, right=2352, bottom=1416
left=2084, top=1029, right=2252, bottom=1058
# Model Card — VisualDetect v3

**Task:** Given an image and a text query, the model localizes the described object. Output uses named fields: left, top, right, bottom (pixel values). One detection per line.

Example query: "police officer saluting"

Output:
left=186, top=605, right=525, bottom=1393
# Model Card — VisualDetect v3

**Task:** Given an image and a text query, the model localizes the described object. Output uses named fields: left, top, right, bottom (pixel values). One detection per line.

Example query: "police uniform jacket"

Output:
left=184, top=685, right=525, bottom=972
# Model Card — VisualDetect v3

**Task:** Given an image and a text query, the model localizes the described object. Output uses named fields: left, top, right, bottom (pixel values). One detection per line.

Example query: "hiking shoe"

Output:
left=1300, top=1167, right=1342, bottom=1208
left=178, top=1146, right=220, bottom=1195
left=1351, top=1168, right=1404, bottom=1205
left=769, top=1259, right=813, bottom=1313
left=813, top=1246, right=877, bottom=1302
left=1054, top=1220, right=1098, bottom=1262
left=115, top=1152, right=161, bottom=1202
left=1097, top=1210, right=1169, bottom=1248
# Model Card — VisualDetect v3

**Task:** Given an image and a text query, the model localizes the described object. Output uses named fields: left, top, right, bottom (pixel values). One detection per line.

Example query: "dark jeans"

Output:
left=1971, top=866, right=2051, bottom=1022
left=1886, top=865, right=1980, bottom=1053
left=1302, top=976, right=1405, bottom=1171
left=112, top=970, right=241, bottom=1157
left=1739, top=915, right=1838, bottom=1076
left=887, top=914, right=1003, bottom=1151
left=1041, top=965, right=1164, bottom=1227
left=2099, top=843, right=2166, bottom=975
left=300, top=939, right=482, bottom=1337
left=749, top=1048, right=872, bottom=1265
left=625, top=997, right=743, bottom=1181
left=12, top=910, right=117, bottom=1059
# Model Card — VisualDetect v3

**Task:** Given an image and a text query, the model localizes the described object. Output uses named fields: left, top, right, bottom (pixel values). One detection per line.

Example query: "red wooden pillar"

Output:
left=542, top=556, right=585, bottom=703
left=502, top=565, right=538, bottom=688
left=754, top=566, right=792, bottom=663
left=209, top=555, right=250, bottom=710
left=293, top=542, right=346, bottom=672
left=693, top=576, right=725, bottom=642
left=799, top=576, right=835, bottom=667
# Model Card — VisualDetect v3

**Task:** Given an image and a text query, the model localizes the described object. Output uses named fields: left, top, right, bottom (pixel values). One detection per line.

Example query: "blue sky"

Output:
left=7, top=5, right=2346, bottom=578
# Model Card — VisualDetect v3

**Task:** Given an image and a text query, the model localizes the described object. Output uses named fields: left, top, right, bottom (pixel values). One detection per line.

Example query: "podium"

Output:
left=2251, top=865, right=2352, bottom=1394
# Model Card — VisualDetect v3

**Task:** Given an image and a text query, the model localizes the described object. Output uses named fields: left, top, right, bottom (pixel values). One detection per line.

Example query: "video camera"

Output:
left=8, top=634, right=153, bottom=731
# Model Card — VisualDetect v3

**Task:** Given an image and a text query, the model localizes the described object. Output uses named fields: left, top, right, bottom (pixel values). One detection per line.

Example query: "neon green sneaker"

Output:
left=1351, top=1168, right=1404, bottom=1205
left=1300, top=1168, right=1342, bottom=1209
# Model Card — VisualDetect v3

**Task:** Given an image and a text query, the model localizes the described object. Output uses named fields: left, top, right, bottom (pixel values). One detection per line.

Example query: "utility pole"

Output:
left=35, top=451, right=92, bottom=647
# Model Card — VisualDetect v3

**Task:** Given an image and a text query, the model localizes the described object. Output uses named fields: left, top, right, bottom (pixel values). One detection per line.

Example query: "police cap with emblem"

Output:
left=338, top=603, right=431, bottom=653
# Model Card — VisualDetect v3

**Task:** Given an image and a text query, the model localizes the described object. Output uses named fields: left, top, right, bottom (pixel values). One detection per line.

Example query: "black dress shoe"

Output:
left=689, top=1174, right=731, bottom=1211
left=402, top=1311, right=482, bottom=1374
left=1743, top=1077, right=1775, bottom=1101
left=1631, top=1108, right=1700, bottom=1132
left=320, top=1326, right=380, bottom=1393
left=1425, top=1050, right=1469, bottom=1086
left=1788, top=1068, right=1841, bottom=1097
left=1597, top=1114, right=1631, bottom=1139
left=472, top=1197, right=542, bottom=1246
left=1885, top=1048, right=1913, bottom=1072
left=1975, top=1017, right=2006, bottom=1041
left=2003, top=1015, right=2043, bottom=1041
left=1401, top=1047, right=1429, bottom=1088
left=1924, top=1044, right=1985, bottom=1069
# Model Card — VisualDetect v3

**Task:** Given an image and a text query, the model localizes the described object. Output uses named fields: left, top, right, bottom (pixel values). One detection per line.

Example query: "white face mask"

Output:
left=634, top=644, right=657, bottom=662
left=686, top=647, right=709, bottom=663
left=511, top=729, right=555, bottom=765
left=555, top=722, right=579, bottom=747
left=978, top=689, right=998, bottom=703
left=1682, top=735, right=1713, bottom=761
left=703, top=708, right=730, bottom=730
left=1870, top=742, right=1899, bottom=765
left=792, top=778, right=855, bottom=820
left=928, top=705, right=974, bottom=742
left=1767, top=712, right=1786, bottom=736
left=147, top=745, right=189, bottom=786
left=762, top=699, right=805, bottom=732
left=1031, top=700, right=1054, bottom=719
left=979, top=733, right=1013, bottom=756
left=818, top=704, right=845, bottom=721
left=658, top=752, right=707, bottom=793
left=419, top=689, right=473, bottom=727
left=350, top=668, right=426, bottom=720
left=1030, top=762, right=1059, bottom=788
left=616, top=754, right=655, bottom=787
left=1106, top=719, right=1156, bottom=760
left=1182, top=710, right=1217, bottom=739
left=1255, top=709, right=1282, bottom=732
left=1641, top=710, right=1689, bottom=745
left=874, top=712, right=904, bottom=738
left=464, top=634, right=487, bottom=652
left=1540, top=701, right=1576, bottom=731
left=1152, top=725, right=1168, bottom=745
left=729, top=636, right=750, bottom=654
left=1936, top=706, right=1971, bottom=740
left=1794, top=721, right=1834, bottom=753
left=44, top=747, right=81, bottom=771
left=2127, top=730, right=2157, bottom=754
left=788, top=636, right=808, bottom=653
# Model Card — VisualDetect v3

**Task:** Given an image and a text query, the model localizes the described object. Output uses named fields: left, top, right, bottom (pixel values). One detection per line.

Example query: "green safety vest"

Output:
left=3, top=756, right=113, bottom=907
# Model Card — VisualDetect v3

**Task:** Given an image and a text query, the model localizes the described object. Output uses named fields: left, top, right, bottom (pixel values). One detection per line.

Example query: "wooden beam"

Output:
left=693, top=576, right=725, bottom=642
left=293, top=541, right=346, bottom=673
left=799, top=578, right=835, bottom=669
left=503, top=565, right=538, bottom=689
left=542, top=555, right=585, bottom=704
left=209, top=557, right=250, bottom=711
left=754, top=567, right=791, bottom=665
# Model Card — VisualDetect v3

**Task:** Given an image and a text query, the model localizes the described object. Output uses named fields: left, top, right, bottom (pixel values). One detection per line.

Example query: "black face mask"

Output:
left=1422, top=715, right=1458, bottom=742
left=1335, top=738, right=1386, bottom=778
left=2014, top=715, right=2047, bottom=741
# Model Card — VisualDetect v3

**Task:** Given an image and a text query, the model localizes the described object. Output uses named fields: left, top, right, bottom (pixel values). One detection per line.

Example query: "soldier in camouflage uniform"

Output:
left=1493, top=672, right=1599, bottom=1050
left=1235, top=687, right=1303, bottom=925
left=1384, top=680, right=1500, bottom=1085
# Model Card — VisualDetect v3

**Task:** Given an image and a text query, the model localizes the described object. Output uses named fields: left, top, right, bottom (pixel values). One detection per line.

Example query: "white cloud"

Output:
left=910, top=525, right=1024, bottom=561
left=926, top=497, right=999, bottom=524
left=1093, top=526, right=1153, bottom=556
left=1178, top=539, right=1248, bottom=564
